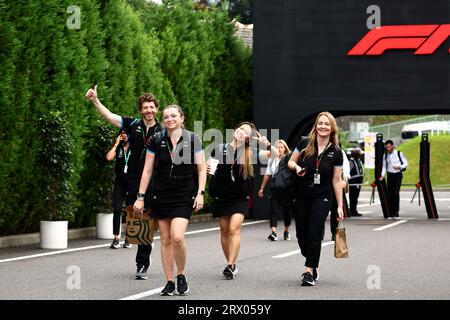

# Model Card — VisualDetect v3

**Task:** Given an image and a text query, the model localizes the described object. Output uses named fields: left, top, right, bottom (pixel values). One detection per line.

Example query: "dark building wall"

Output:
left=254, top=0, right=450, bottom=145
left=253, top=0, right=450, bottom=218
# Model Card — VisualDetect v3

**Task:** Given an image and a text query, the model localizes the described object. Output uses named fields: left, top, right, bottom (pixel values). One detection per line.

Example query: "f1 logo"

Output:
left=348, top=24, right=450, bottom=55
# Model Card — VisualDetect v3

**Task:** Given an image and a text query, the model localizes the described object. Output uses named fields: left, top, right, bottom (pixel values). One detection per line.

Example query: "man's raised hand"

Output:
left=85, top=85, right=98, bottom=101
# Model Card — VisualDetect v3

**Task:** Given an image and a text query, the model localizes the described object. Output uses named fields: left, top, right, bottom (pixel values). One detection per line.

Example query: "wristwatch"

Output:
left=137, top=192, right=145, bottom=200
left=198, top=190, right=205, bottom=195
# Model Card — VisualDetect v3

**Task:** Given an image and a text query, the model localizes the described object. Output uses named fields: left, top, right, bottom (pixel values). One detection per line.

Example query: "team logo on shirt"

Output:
left=327, top=151, right=334, bottom=157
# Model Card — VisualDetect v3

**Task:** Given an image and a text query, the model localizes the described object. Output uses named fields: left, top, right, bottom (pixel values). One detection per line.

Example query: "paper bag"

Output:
left=124, top=205, right=156, bottom=245
left=334, top=221, right=349, bottom=258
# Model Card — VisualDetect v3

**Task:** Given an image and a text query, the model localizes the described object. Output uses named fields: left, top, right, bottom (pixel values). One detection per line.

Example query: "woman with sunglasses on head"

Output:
left=207, top=122, right=272, bottom=279
left=288, top=112, right=344, bottom=287
left=133, top=105, right=206, bottom=296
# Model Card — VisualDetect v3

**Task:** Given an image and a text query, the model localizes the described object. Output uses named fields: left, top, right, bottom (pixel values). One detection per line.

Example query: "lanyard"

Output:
left=315, top=143, right=331, bottom=173
left=142, top=124, right=157, bottom=145
left=166, top=135, right=183, bottom=178
left=140, top=122, right=158, bottom=159
left=166, top=136, right=183, bottom=162
left=228, top=144, right=241, bottom=182
left=124, top=148, right=131, bottom=166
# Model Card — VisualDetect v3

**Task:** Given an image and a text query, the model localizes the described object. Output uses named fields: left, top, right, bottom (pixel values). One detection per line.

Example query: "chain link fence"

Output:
left=369, top=115, right=450, bottom=143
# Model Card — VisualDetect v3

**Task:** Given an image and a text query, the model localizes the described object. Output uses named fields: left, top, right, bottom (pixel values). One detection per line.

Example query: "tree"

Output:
left=37, top=111, right=76, bottom=221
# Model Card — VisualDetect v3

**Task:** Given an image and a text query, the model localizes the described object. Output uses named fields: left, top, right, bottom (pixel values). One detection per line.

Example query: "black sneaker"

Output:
left=301, top=272, right=315, bottom=286
left=176, top=274, right=189, bottom=295
left=222, top=264, right=238, bottom=280
left=160, top=281, right=176, bottom=296
left=313, top=268, right=319, bottom=281
left=268, top=232, right=278, bottom=241
left=122, top=238, right=132, bottom=248
left=110, top=239, right=120, bottom=249
left=135, top=265, right=148, bottom=280
left=331, top=234, right=336, bottom=242
left=283, top=231, right=290, bottom=240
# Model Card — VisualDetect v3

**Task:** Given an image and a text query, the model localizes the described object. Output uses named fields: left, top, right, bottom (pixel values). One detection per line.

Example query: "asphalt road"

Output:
left=1, top=191, right=450, bottom=301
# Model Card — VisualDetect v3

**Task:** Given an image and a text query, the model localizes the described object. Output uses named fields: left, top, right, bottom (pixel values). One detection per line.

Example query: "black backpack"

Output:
left=385, top=150, right=406, bottom=172
left=269, top=152, right=296, bottom=204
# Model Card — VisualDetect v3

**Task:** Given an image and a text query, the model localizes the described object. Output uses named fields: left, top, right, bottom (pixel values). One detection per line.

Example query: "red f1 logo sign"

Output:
left=348, top=24, right=450, bottom=55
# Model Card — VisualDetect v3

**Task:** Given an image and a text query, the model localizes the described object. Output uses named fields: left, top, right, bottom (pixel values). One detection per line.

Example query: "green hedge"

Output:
left=0, top=0, right=252, bottom=236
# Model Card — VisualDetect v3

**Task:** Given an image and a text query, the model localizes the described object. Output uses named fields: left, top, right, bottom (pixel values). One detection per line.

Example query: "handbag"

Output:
left=124, top=205, right=156, bottom=245
left=334, top=220, right=349, bottom=258
left=269, top=152, right=296, bottom=204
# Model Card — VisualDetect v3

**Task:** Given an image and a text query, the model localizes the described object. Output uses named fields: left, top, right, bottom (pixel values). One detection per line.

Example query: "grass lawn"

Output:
left=361, top=135, right=450, bottom=187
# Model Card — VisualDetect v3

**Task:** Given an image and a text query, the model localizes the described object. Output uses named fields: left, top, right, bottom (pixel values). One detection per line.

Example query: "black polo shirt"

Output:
left=209, top=143, right=251, bottom=201
left=121, top=116, right=162, bottom=178
left=294, top=142, right=343, bottom=196
left=147, top=129, right=203, bottom=198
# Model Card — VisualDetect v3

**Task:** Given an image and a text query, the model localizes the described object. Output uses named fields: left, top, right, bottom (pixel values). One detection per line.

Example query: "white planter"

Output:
left=40, top=221, right=68, bottom=249
left=96, top=213, right=119, bottom=239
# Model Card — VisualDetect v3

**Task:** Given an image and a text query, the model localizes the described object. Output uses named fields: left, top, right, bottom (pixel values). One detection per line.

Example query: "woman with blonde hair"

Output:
left=207, top=121, right=271, bottom=279
left=134, top=105, right=207, bottom=296
left=258, top=139, right=293, bottom=241
left=288, top=112, right=344, bottom=286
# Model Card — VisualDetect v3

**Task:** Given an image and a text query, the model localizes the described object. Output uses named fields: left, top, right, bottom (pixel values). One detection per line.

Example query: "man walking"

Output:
left=379, top=140, right=408, bottom=219
left=86, top=85, right=162, bottom=279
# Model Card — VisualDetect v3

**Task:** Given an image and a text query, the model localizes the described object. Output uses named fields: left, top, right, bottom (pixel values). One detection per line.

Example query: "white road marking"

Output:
left=0, top=220, right=266, bottom=264
left=0, top=244, right=117, bottom=263
left=121, top=240, right=336, bottom=299
left=358, top=198, right=450, bottom=201
left=272, top=241, right=334, bottom=259
left=119, top=287, right=165, bottom=300
left=373, top=220, right=407, bottom=231
left=358, top=203, right=380, bottom=207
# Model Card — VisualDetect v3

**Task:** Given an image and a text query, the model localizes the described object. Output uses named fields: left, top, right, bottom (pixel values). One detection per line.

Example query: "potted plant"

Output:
left=38, top=111, right=75, bottom=249
left=78, top=120, right=115, bottom=239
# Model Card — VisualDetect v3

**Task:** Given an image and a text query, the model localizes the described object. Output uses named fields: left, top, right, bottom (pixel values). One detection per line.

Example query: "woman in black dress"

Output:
left=207, top=121, right=271, bottom=279
left=134, top=105, right=206, bottom=296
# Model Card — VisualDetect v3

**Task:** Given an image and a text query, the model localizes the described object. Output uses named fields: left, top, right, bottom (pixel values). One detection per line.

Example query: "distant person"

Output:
left=106, top=131, right=132, bottom=249
left=258, top=139, right=293, bottom=241
left=348, top=148, right=364, bottom=217
left=288, top=112, right=344, bottom=286
left=379, top=140, right=408, bottom=219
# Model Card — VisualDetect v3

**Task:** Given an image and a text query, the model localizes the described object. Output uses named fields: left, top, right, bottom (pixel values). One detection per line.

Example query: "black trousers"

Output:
left=113, top=175, right=127, bottom=236
left=269, top=197, right=292, bottom=229
left=387, top=172, right=403, bottom=217
left=329, top=192, right=348, bottom=237
left=349, top=178, right=363, bottom=214
left=294, top=192, right=332, bottom=268
left=126, top=175, right=152, bottom=269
